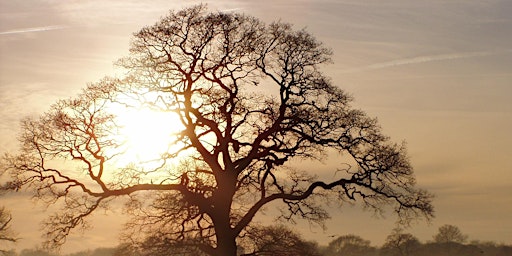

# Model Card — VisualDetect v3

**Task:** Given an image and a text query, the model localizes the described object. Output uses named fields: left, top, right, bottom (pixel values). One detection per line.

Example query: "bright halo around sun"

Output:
left=109, top=104, right=184, bottom=168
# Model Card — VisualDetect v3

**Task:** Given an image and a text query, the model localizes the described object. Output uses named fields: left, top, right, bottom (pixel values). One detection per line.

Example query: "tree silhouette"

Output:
left=0, top=181, right=18, bottom=255
left=0, top=207, right=17, bottom=255
left=324, top=234, right=377, bottom=256
left=1, top=163, right=18, bottom=255
left=1, top=5, right=433, bottom=256
left=239, top=225, right=320, bottom=256
left=433, top=224, right=468, bottom=244
left=381, top=228, right=420, bottom=256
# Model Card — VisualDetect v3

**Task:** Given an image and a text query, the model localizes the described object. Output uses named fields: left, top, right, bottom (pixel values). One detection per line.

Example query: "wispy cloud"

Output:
left=0, top=25, right=68, bottom=35
left=219, top=7, right=244, bottom=12
left=341, top=50, right=512, bottom=73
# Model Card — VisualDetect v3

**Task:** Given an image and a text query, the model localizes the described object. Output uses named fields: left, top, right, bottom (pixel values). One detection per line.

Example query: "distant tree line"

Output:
left=2, top=224, right=511, bottom=256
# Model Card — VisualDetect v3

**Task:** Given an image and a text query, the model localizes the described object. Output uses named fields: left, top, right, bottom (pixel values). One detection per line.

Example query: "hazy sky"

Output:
left=1, top=0, right=511, bottom=253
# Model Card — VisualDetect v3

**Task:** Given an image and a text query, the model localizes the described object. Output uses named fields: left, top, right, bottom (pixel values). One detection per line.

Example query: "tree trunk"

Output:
left=212, top=172, right=238, bottom=256
left=212, top=203, right=237, bottom=256
left=215, top=229, right=237, bottom=256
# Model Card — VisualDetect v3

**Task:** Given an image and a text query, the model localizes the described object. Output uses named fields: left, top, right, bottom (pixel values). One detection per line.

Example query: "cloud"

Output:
left=219, top=7, right=244, bottom=12
left=0, top=25, right=68, bottom=35
left=341, top=49, right=512, bottom=73
left=48, top=1, right=179, bottom=26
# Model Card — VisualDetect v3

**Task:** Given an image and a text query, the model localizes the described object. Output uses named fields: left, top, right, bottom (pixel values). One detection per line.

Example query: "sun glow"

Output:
left=109, top=104, right=185, bottom=168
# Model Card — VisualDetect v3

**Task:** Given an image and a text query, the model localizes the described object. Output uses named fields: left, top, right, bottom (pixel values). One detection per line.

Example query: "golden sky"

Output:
left=1, top=0, right=511, bottom=253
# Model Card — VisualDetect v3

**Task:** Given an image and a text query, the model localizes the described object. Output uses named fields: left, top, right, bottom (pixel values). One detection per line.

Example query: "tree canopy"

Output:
left=381, top=228, right=421, bottom=256
left=433, top=224, right=468, bottom=244
left=1, top=5, right=433, bottom=255
left=324, top=234, right=376, bottom=256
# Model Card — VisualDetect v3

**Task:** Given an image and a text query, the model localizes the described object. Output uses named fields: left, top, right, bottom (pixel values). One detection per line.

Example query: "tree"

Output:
left=0, top=207, right=16, bottom=245
left=381, top=228, right=421, bottom=256
left=1, top=5, right=434, bottom=256
left=0, top=183, right=18, bottom=255
left=1, top=164, right=18, bottom=255
left=239, top=225, right=320, bottom=256
left=0, top=207, right=16, bottom=256
left=433, top=224, right=468, bottom=244
left=325, top=234, right=377, bottom=256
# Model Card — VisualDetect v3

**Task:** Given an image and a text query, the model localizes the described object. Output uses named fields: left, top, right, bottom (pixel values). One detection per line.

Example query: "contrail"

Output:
left=341, top=50, right=512, bottom=74
left=220, top=7, right=244, bottom=13
left=0, top=25, right=68, bottom=35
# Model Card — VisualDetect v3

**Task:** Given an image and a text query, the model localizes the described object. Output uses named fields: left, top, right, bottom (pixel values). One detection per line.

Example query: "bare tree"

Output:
left=325, top=234, right=377, bottom=256
left=381, top=228, right=420, bottom=256
left=1, top=5, right=434, bottom=256
left=0, top=182, right=18, bottom=254
left=0, top=208, right=17, bottom=256
left=0, top=207, right=16, bottom=243
left=433, top=224, right=468, bottom=244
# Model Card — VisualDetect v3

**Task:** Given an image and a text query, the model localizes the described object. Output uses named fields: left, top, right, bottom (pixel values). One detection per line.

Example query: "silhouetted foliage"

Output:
left=117, top=225, right=319, bottom=256
left=433, top=224, right=468, bottom=244
left=414, top=241, right=481, bottom=256
left=116, top=235, right=209, bottom=256
left=470, top=241, right=512, bottom=256
left=6, top=229, right=512, bottom=256
left=18, top=248, right=58, bottom=256
left=1, top=170, right=18, bottom=255
left=239, top=225, right=321, bottom=256
left=0, top=207, right=17, bottom=255
left=1, top=4, right=433, bottom=256
left=377, top=225, right=512, bottom=256
left=381, top=228, right=420, bottom=256
left=324, top=234, right=377, bottom=256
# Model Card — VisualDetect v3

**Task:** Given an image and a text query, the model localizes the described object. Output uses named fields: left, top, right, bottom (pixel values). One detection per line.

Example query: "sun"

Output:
left=108, top=104, right=184, bottom=168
